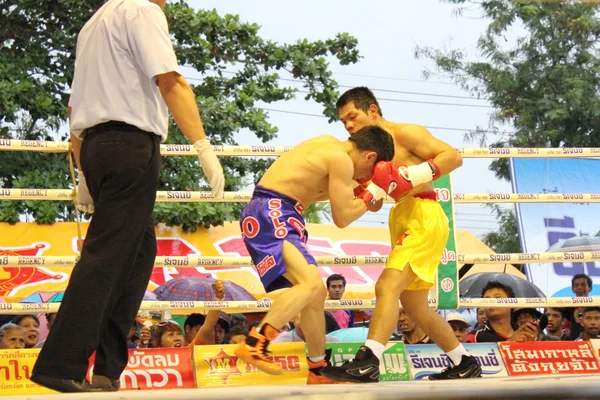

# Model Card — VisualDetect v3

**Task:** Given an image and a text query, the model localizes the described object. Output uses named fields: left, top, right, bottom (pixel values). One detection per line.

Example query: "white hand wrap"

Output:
left=193, top=139, right=225, bottom=197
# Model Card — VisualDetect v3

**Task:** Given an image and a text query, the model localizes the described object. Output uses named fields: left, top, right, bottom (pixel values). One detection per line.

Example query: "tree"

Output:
left=0, top=1, right=359, bottom=229
left=482, top=204, right=521, bottom=255
left=416, top=1, right=600, bottom=181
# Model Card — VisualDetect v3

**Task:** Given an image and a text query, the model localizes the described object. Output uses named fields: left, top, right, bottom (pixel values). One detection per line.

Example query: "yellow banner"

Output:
left=0, top=349, right=57, bottom=395
left=193, top=343, right=308, bottom=387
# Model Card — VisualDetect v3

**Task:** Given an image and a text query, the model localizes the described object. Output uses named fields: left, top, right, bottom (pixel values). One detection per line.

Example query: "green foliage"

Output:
left=482, top=204, right=521, bottom=255
left=416, top=1, right=600, bottom=180
left=0, top=1, right=359, bottom=229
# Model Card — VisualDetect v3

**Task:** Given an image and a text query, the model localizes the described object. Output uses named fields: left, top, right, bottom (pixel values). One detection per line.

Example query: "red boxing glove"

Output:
left=371, top=160, right=438, bottom=201
left=353, top=177, right=370, bottom=197
left=357, top=182, right=387, bottom=208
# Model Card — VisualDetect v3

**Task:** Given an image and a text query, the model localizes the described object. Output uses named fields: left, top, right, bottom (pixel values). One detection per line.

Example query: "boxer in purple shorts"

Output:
left=241, top=186, right=316, bottom=292
left=235, top=126, right=394, bottom=383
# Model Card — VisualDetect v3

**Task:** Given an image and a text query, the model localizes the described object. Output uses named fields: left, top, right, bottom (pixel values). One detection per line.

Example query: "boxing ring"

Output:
left=2, top=141, right=600, bottom=399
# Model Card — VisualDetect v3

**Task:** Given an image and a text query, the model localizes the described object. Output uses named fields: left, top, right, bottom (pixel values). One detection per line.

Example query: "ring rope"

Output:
left=1, top=297, right=598, bottom=315
left=0, top=251, right=598, bottom=267
left=0, top=189, right=597, bottom=203
left=0, top=140, right=599, bottom=158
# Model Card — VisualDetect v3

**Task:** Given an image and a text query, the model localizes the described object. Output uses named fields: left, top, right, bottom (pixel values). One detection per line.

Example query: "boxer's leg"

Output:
left=235, top=240, right=325, bottom=375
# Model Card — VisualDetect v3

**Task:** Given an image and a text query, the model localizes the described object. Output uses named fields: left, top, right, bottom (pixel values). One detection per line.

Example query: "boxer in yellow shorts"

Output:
left=387, top=191, right=449, bottom=291
left=321, top=87, right=482, bottom=383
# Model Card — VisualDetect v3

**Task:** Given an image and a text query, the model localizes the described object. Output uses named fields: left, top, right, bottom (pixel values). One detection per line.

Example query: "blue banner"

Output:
left=511, top=158, right=600, bottom=297
left=406, top=343, right=507, bottom=379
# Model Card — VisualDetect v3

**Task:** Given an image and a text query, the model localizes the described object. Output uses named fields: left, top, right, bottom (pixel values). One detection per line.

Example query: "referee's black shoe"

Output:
left=428, top=355, right=482, bottom=380
left=319, top=345, right=380, bottom=383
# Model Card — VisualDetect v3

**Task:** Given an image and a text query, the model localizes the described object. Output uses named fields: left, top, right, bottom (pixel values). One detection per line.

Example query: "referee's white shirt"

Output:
left=68, top=0, right=180, bottom=141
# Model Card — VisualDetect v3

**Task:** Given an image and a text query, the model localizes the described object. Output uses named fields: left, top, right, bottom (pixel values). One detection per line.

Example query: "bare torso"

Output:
left=258, top=135, right=345, bottom=207
left=383, top=121, right=435, bottom=199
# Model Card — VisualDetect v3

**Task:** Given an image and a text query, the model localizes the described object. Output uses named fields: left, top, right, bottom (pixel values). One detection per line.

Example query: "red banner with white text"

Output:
left=499, top=341, right=600, bottom=376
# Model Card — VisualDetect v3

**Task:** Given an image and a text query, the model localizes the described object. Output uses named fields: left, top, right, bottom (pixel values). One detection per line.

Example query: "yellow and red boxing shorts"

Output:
left=386, top=191, right=448, bottom=290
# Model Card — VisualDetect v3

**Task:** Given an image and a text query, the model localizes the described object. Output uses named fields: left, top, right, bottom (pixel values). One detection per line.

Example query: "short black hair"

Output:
left=184, top=313, right=206, bottom=330
left=481, top=280, right=516, bottom=299
left=348, top=125, right=395, bottom=164
left=12, top=314, right=40, bottom=326
left=337, top=86, right=383, bottom=116
left=326, top=274, right=347, bottom=289
left=545, top=307, right=565, bottom=318
left=582, top=307, right=600, bottom=317
left=572, top=274, right=592, bottom=290
left=231, top=314, right=247, bottom=325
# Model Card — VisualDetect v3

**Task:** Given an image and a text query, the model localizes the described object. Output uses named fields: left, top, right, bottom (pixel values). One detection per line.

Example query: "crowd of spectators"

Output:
left=1, top=273, right=598, bottom=350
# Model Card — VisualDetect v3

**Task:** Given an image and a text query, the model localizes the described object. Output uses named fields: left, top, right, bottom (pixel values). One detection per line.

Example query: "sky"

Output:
left=184, top=0, right=513, bottom=236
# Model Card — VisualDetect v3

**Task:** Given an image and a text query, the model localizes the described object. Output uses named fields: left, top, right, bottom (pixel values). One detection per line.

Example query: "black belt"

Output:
left=83, top=121, right=155, bottom=137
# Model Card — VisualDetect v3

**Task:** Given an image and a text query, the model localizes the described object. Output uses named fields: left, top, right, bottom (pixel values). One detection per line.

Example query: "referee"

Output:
left=32, top=0, right=224, bottom=392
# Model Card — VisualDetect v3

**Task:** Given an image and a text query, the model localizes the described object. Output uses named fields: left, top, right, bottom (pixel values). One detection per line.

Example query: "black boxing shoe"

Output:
left=30, top=374, right=103, bottom=393
left=428, top=355, right=482, bottom=380
left=319, top=345, right=380, bottom=383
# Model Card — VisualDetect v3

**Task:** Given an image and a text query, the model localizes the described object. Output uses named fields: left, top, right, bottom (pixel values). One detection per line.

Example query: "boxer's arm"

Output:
left=327, top=153, right=369, bottom=228
left=397, top=124, right=463, bottom=176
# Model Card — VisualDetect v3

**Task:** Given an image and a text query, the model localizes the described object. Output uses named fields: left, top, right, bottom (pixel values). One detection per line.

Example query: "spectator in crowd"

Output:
left=392, top=308, right=433, bottom=344
left=185, top=281, right=227, bottom=347
left=227, top=327, right=249, bottom=344
left=564, top=274, right=593, bottom=340
left=574, top=307, right=600, bottom=341
left=445, top=313, right=470, bottom=344
left=272, top=314, right=340, bottom=343
left=572, top=273, right=593, bottom=297
left=0, top=323, right=25, bottom=349
left=513, top=308, right=558, bottom=341
left=12, top=315, right=40, bottom=348
left=214, top=314, right=231, bottom=345
left=183, top=314, right=206, bottom=346
left=326, top=274, right=355, bottom=329
left=544, top=308, right=566, bottom=340
left=474, top=281, right=537, bottom=343
left=230, top=314, right=248, bottom=330
left=466, top=308, right=487, bottom=342
left=150, top=320, right=184, bottom=348
left=474, top=308, right=487, bottom=330
left=35, top=314, right=57, bottom=348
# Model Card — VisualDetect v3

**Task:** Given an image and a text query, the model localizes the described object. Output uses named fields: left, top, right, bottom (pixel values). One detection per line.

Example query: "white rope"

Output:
left=1, top=188, right=599, bottom=204
left=1, top=250, right=599, bottom=267
left=1, top=140, right=600, bottom=158
left=1, top=297, right=598, bottom=315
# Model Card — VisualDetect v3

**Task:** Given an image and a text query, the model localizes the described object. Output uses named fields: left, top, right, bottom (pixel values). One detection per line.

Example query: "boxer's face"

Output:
left=338, top=102, right=379, bottom=135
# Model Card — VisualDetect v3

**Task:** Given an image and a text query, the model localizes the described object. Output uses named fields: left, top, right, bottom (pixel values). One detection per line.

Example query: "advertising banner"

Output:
left=193, top=343, right=307, bottom=387
left=86, top=347, right=195, bottom=390
left=434, top=175, right=458, bottom=309
left=511, top=158, right=600, bottom=297
left=406, top=343, right=507, bottom=380
left=326, top=341, right=411, bottom=381
left=0, top=349, right=56, bottom=395
left=499, top=340, right=600, bottom=376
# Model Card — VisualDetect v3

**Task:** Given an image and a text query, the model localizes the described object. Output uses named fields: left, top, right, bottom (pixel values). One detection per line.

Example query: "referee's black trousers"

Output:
left=34, top=122, right=161, bottom=380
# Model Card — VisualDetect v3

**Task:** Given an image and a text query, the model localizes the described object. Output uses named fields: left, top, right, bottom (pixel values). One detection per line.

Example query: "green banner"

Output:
left=433, top=175, right=458, bottom=310
left=325, top=341, right=411, bottom=381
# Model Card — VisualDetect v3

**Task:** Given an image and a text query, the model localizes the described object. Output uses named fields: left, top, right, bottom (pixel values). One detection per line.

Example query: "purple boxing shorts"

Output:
left=240, top=186, right=316, bottom=292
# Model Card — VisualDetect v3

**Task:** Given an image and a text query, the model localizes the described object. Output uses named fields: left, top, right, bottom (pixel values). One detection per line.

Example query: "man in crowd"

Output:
left=473, top=281, right=538, bottom=343
left=574, top=307, right=600, bottom=341
left=446, top=313, right=470, bottom=344
left=564, top=274, right=593, bottom=340
left=326, top=274, right=355, bottom=329
left=393, top=308, right=433, bottom=344
left=544, top=308, right=566, bottom=340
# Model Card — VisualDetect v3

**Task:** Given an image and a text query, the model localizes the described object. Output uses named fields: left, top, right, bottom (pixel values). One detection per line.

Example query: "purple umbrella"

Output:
left=154, top=277, right=256, bottom=302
